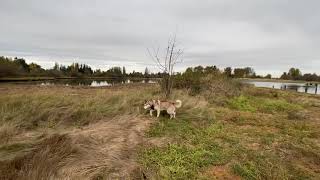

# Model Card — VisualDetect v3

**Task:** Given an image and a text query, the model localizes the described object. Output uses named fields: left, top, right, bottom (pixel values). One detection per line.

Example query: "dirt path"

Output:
left=55, top=115, right=152, bottom=179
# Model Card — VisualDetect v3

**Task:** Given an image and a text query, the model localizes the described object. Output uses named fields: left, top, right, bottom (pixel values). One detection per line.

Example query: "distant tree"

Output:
left=13, top=57, right=29, bottom=73
left=129, top=70, right=144, bottom=78
left=66, top=63, right=80, bottom=77
left=244, top=67, right=255, bottom=77
left=0, top=56, right=20, bottom=77
left=53, top=62, right=59, bottom=71
left=122, top=66, right=126, bottom=76
left=94, top=69, right=102, bottom=76
left=29, top=63, right=44, bottom=75
left=288, top=68, right=301, bottom=80
left=59, top=65, right=68, bottom=75
left=302, top=73, right=318, bottom=81
left=194, top=66, right=204, bottom=73
left=185, top=67, right=193, bottom=74
left=224, top=67, right=232, bottom=77
left=204, top=66, right=219, bottom=74
left=280, top=72, right=290, bottom=80
left=265, top=74, right=272, bottom=79
left=233, top=67, right=255, bottom=78
left=234, top=68, right=246, bottom=78
left=106, top=67, right=122, bottom=78
left=82, top=64, right=93, bottom=75
left=144, top=67, right=150, bottom=78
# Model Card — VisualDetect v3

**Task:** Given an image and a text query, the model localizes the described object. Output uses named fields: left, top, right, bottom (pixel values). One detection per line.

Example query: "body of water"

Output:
left=246, top=80, right=319, bottom=95
left=2, top=78, right=158, bottom=87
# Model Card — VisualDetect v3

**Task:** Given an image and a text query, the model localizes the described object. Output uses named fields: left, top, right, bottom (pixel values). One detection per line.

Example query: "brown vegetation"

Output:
left=0, top=84, right=156, bottom=179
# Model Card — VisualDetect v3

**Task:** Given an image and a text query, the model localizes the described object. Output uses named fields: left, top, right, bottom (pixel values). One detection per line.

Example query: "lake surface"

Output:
left=2, top=79, right=158, bottom=87
left=246, top=80, right=319, bottom=95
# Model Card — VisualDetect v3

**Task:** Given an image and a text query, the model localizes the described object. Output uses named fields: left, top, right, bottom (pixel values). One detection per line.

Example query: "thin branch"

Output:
left=147, top=33, right=183, bottom=97
left=147, top=48, right=165, bottom=71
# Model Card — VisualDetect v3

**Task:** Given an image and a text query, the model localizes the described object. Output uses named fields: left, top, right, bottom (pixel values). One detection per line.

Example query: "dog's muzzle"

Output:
left=144, top=104, right=151, bottom=109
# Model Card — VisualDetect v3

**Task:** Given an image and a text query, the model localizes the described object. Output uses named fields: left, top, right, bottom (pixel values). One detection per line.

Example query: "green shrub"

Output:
left=173, top=71, right=202, bottom=95
left=174, top=70, right=244, bottom=104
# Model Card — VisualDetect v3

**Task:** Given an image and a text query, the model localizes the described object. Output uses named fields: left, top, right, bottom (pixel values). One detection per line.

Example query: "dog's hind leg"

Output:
left=157, top=110, right=160, bottom=118
left=173, top=112, right=176, bottom=118
left=150, top=110, right=153, bottom=116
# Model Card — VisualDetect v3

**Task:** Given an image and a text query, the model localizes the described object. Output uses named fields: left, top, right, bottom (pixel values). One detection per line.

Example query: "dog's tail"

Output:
left=175, top=100, right=182, bottom=108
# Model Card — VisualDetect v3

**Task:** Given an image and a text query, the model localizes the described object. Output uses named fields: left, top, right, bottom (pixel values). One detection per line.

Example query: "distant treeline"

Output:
left=1, top=56, right=319, bottom=81
left=279, top=68, right=320, bottom=81
left=177, top=65, right=320, bottom=81
left=0, top=56, right=163, bottom=78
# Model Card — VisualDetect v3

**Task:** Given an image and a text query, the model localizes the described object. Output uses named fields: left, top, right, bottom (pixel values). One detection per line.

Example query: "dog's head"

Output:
left=144, top=100, right=155, bottom=109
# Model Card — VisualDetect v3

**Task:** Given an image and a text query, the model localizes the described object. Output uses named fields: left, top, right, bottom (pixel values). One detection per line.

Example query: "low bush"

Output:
left=200, top=74, right=242, bottom=98
left=174, top=71, right=244, bottom=105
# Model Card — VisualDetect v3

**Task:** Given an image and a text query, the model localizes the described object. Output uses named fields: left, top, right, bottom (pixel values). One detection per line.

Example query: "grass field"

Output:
left=0, top=83, right=319, bottom=179
left=142, top=87, right=320, bottom=179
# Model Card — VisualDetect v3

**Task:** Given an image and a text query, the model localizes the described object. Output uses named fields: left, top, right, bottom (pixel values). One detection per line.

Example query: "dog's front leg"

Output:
left=150, top=110, right=153, bottom=116
left=157, top=110, right=160, bottom=118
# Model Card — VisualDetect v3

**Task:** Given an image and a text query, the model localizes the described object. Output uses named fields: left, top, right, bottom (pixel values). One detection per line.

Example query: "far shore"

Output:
left=240, top=78, right=320, bottom=84
left=0, top=77, right=161, bottom=82
left=1, top=76, right=319, bottom=84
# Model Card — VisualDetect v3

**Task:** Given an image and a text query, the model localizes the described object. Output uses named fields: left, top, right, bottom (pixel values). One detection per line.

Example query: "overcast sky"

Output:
left=1, top=0, right=319, bottom=76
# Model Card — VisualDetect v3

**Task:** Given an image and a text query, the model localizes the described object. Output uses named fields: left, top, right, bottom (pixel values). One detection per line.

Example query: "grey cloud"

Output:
left=0, top=0, right=319, bottom=76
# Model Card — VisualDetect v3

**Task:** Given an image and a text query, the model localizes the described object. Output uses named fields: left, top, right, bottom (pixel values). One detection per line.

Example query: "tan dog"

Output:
left=144, top=99, right=182, bottom=119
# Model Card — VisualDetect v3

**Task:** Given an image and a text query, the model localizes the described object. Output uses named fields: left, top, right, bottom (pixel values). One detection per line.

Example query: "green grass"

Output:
left=229, top=95, right=302, bottom=113
left=142, top=143, right=227, bottom=179
left=143, top=106, right=232, bottom=179
left=141, top=88, right=320, bottom=179
left=229, top=95, right=257, bottom=112
left=231, top=153, right=288, bottom=180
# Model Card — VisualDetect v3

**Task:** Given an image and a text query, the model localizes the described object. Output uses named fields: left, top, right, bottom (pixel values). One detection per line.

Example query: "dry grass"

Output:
left=0, top=123, right=17, bottom=144
left=0, top=134, right=78, bottom=180
left=0, top=84, right=158, bottom=179
left=1, top=84, right=320, bottom=179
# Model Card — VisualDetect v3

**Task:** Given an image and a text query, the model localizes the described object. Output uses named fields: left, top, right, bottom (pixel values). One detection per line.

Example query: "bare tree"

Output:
left=148, top=35, right=183, bottom=98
